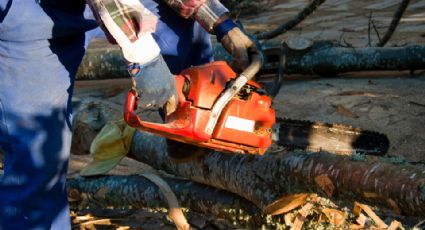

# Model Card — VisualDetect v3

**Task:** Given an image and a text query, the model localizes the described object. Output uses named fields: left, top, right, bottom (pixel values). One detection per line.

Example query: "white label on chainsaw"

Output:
left=224, top=116, right=255, bottom=133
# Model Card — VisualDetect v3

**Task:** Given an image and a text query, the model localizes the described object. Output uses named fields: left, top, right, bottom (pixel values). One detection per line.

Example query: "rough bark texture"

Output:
left=77, top=40, right=425, bottom=80
left=76, top=40, right=280, bottom=80
left=76, top=43, right=126, bottom=80
left=67, top=175, right=263, bottom=227
left=71, top=96, right=123, bottom=155
left=128, top=131, right=425, bottom=217
left=67, top=97, right=425, bottom=218
left=283, top=40, right=425, bottom=75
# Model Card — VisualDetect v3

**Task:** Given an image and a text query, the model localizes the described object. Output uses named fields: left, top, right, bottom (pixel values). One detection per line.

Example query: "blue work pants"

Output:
left=0, top=0, right=96, bottom=229
left=0, top=0, right=212, bottom=229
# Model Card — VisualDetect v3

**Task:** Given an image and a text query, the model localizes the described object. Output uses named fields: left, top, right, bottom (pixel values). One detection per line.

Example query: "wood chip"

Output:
left=291, top=203, right=314, bottom=230
left=321, top=208, right=347, bottom=226
left=80, top=219, right=112, bottom=230
left=116, top=227, right=131, bottom=230
left=335, top=104, right=359, bottom=118
left=350, top=223, right=365, bottom=229
left=353, top=202, right=388, bottom=228
left=355, top=213, right=367, bottom=227
left=314, top=174, right=335, bottom=197
left=264, top=193, right=310, bottom=215
left=387, top=220, right=402, bottom=230
left=75, top=214, right=95, bottom=222
left=284, top=213, right=294, bottom=226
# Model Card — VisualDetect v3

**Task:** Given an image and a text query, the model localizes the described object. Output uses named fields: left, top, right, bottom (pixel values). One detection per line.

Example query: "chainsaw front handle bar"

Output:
left=205, top=52, right=263, bottom=134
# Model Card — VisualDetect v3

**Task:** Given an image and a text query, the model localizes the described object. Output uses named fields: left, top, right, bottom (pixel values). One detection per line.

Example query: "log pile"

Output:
left=66, top=95, right=425, bottom=229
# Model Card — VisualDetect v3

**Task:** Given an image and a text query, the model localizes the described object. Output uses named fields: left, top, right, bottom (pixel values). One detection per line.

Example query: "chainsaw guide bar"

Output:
left=274, top=118, right=389, bottom=156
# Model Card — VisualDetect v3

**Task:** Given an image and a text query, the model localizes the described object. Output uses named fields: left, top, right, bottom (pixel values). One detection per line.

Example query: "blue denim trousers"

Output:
left=144, top=0, right=213, bottom=74
left=0, top=0, right=212, bottom=229
left=0, top=0, right=96, bottom=229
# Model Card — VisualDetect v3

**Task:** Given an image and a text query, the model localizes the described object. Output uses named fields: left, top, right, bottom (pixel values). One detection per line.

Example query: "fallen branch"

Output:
left=376, top=0, right=411, bottom=47
left=254, top=0, right=327, bottom=40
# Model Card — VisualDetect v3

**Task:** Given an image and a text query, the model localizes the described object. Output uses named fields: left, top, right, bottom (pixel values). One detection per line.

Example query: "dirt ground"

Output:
left=242, top=0, right=425, bottom=163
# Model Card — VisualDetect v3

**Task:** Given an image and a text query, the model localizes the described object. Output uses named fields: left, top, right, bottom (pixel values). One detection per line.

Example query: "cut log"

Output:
left=128, top=131, right=425, bottom=217
left=67, top=98, right=425, bottom=218
left=2, top=96, right=419, bottom=226
left=282, top=39, right=425, bottom=76
left=77, top=40, right=425, bottom=80
left=67, top=175, right=264, bottom=227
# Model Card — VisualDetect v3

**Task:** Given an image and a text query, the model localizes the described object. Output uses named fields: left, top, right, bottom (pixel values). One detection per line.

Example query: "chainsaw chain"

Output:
left=274, top=117, right=390, bottom=156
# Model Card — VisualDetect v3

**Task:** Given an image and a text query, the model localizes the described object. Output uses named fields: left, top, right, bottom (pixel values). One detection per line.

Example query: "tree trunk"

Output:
left=68, top=97, right=425, bottom=218
left=67, top=175, right=264, bottom=227
left=283, top=40, right=425, bottom=75
left=1, top=95, right=425, bottom=217
left=77, top=40, right=425, bottom=80
left=128, top=131, right=425, bottom=217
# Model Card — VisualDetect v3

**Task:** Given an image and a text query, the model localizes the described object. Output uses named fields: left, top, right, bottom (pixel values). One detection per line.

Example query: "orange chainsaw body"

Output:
left=124, top=61, right=275, bottom=154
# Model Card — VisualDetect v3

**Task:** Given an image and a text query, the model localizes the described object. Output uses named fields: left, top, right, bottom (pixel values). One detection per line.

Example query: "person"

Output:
left=0, top=0, right=258, bottom=229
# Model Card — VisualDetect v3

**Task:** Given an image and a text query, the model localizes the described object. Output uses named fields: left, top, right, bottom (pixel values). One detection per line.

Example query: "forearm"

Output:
left=162, top=0, right=229, bottom=33
left=86, top=0, right=160, bottom=64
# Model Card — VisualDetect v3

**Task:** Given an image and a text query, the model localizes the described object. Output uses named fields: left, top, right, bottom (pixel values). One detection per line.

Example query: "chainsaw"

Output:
left=124, top=54, right=389, bottom=155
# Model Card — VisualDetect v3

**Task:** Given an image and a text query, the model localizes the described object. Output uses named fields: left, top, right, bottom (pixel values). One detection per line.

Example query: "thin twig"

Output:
left=367, top=12, right=373, bottom=47
left=255, top=0, right=327, bottom=40
left=376, top=0, right=410, bottom=47
left=371, top=20, right=382, bottom=44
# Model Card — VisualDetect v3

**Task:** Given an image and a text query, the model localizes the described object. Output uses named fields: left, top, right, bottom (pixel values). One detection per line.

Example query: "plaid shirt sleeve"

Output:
left=87, top=0, right=158, bottom=44
left=86, top=0, right=160, bottom=64
left=162, top=0, right=229, bottom=32
left=162, top=0, right=206, bottom=18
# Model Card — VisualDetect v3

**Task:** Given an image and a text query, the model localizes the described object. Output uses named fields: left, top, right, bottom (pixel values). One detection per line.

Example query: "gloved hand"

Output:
left=214, top=18, right=261, bottom=70
left=128, top=55, right=178, bottom=115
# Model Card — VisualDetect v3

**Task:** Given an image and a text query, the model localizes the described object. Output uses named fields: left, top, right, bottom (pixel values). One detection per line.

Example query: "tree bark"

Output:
left=76, top=41, right=126, bottom=80
left=67, top=97, right=425, bottom=218
left=77, top=40, right=425, bottom=80
left=31, top=91, right=414, bottom=224
left=282, top=40, right=425, bottom=75
left=128, top=130, right=425, bottom=217
left=67, top=175, right=264, bottom=227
